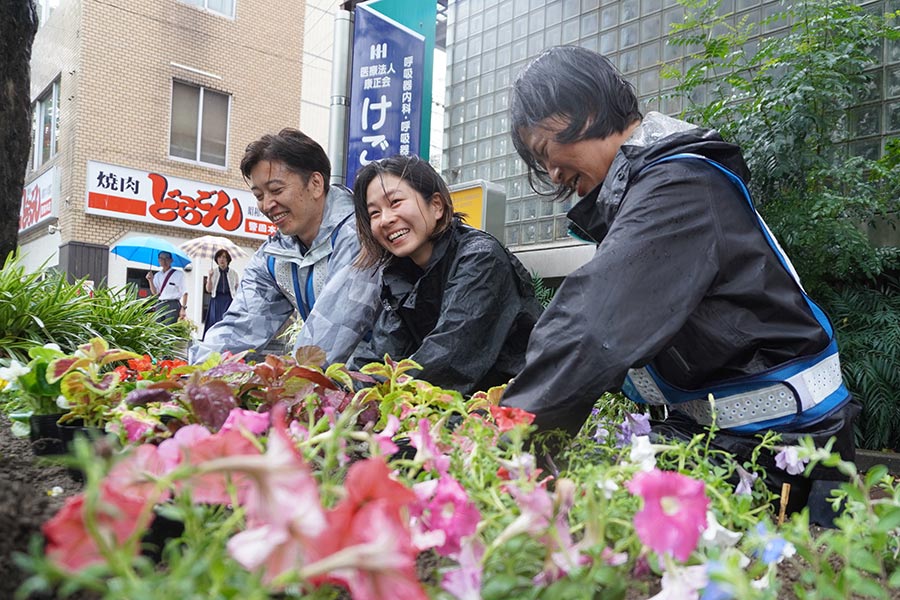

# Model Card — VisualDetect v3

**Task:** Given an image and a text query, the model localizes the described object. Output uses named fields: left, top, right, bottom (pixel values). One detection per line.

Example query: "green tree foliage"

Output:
left=662, top=0, right=900, bottom=295
left=661, top=0, right=900, bottom=449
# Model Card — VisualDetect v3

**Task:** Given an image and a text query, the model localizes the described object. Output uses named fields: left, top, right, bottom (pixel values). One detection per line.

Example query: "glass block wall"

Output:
left=442, top=0, right=900, bottom=251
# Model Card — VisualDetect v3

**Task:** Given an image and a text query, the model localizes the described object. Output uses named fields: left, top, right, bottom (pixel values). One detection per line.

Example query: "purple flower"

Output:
left=701, top=561, right=734, bottom=600
left=734, top=465, right=758, bottom=496
left=751, top=523, right=796, bottom=565
left=774, top=446, right=809, bottom=476
left=616, top=412, right=651, bottom=447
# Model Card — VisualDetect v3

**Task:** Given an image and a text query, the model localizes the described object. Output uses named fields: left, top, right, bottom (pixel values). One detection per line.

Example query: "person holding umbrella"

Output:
left=191, top=128, right=380, bottom=364
left=146, top=251, right=187, bottom=324
left=203, top=248, right=240, bottom=338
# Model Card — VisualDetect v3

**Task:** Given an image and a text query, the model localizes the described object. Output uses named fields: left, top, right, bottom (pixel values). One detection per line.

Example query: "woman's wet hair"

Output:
left=352, top=155, right=457, bottom=268
left=214, top=249, right=232, bottom=264
left=510, top=45, right=642, bottom=199
left=240, top=128, right=331, bottom=194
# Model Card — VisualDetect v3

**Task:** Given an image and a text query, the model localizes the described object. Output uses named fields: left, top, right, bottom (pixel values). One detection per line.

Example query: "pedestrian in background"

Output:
left=146, top=250, right=187, bottom=324
left=203, top=249, right=240, bottom=339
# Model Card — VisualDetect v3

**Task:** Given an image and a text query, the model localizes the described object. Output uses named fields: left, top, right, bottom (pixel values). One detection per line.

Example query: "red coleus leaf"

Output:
left=83, top=370, right=121, bottom=395
left=284, top=366, right=337, bottom=390
left=294, top=345, right=326, bottom=367
left=46, top=356, right=84, bottom=383
left=125, top=387, right=173, bottom=407
left=186, top=379, right=238, bottom=430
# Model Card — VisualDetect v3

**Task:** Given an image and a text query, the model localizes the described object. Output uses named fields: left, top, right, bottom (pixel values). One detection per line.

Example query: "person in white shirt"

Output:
left=146, top=251, right=187, bottom=324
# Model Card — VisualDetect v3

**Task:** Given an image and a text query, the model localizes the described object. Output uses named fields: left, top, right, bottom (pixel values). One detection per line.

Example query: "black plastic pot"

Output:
left=142, top=506, right=185, bottom=563
left=57, top=420, right=106, bottom=482
left=28, top=413, right=66, bottom=456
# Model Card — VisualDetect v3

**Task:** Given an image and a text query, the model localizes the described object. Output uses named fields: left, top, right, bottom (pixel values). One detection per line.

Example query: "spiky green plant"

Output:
left=0, top=252, right=189, bottom=362
left=820, top=273, right=900, bottom=450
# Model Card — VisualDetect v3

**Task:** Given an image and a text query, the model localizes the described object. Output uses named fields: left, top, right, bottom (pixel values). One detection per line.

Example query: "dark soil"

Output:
left=0, top=415, right=81, bottom=600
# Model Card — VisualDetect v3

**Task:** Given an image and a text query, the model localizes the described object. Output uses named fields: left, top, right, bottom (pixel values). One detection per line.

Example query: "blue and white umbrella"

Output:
left=110, top=235, right=192, bottom=268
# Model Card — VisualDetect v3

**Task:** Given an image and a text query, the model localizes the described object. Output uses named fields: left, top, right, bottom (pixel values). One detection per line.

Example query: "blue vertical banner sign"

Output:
left=346, top=3, right=425, bottom=187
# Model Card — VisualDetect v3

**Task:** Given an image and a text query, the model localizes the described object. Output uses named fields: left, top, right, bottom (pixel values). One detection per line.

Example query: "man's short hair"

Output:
left=158, top=251, right=173, bottom=260
left=241, top=128, right=331, bottom=194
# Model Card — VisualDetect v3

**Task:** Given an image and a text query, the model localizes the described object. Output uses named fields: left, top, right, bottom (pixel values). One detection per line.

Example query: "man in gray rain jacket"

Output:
left=501, top=47, right=858, bottom=525
left=191, top=129, right=380, bottom=365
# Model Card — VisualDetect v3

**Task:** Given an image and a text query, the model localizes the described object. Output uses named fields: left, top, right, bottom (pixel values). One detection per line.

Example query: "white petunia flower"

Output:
left=701, top=511, right=743, bottom=549
left=629, top=435, right=657, bottom=471
left=597, top=478, right=619, bottom=499
left=0, top=360, right=30, bottom=391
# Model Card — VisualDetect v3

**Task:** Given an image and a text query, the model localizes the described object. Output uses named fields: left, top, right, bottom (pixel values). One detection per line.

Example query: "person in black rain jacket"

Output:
left=500, top=46, right=858, bottom=523
left=348, top=155, right=543, bottom=396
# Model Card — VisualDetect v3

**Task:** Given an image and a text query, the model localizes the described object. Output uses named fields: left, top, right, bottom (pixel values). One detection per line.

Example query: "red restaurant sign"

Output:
left=85, top=161, right=274, bottom=239
left=19, top=167, right=58, bottom=233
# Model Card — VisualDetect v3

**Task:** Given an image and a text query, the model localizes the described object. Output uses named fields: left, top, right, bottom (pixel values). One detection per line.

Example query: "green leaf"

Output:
left=874, top=506, right=900, bottom=534
left=849, top=549, right=884, bottom=575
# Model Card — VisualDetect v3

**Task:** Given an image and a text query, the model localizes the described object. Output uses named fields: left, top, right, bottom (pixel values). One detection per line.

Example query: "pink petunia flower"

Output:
left=626, top=469, right=709, bottom=562
left=156, top=424, right=212, bottom=471
left=225, top=408, right=327, bottom=583
left=410, top=473, right=481, bottom=557
left=220, top=407, right=270, bottom=435
left=43, top=481, right=149, bottom=572
left=106, top=443, right=172, bottom=503
left=159, top=425, right=260, bottom=504
left=489, top=405, right=535, bottom=433
left=408, top=418, right=450, bottom=474
left=305, top=458, right=425, bottom=600
left=440, top=536, right=485, bottom=600
left=533, top=479, right=592, bottom=585
left=237, top=407, right=327, bottom=531
left=373, top=415, right=401, bottom=456
left=311, top=499, right=427, bottom=600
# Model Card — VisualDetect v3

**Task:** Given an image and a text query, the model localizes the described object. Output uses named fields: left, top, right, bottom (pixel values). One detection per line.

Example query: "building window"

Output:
left=31, top=80, right=60, bottom=170
left=169, top=81, right=230, bottom=167
left=180, top=0, right=235, bottom=18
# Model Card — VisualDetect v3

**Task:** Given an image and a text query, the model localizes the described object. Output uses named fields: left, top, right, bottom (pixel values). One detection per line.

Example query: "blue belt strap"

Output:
left=621, top=153, right=849, bottom=432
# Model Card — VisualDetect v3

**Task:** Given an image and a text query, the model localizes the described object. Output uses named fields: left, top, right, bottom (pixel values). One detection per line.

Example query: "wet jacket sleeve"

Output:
left=410, top=241, right=526, bottom=395
left=293, top=223, right=382, bottom=365
left=190, top=248, right=294, bottom=364
left=348, top=294, right=415, bottom=370
left=501, top=162, right=724, bottom=435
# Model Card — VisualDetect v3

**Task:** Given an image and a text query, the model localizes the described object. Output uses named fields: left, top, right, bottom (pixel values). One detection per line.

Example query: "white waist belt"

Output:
left=628, top=353, right=844, bottom=429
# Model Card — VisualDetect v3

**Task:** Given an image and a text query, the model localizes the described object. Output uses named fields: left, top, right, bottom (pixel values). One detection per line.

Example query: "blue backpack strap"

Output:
left=330, top=213, right=353, bottom=250
left=291, top=262, right=309, bottom=321
left=266, top=255, right=277, bottom=281
left=651, top=153, right=832, bottom=336
left=622, top=153, right=849, bottom=432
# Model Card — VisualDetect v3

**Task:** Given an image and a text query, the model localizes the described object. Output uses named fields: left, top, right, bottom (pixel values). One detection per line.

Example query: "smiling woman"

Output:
left=347, top=155, right=543, bottom=396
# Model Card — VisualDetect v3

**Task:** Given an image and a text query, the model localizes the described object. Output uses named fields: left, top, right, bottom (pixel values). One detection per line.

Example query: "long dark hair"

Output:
left=240, top=128, right=331, bottom=194
left=352, top=155, right=457, bottom=269
left=510, top=46, right=642, bottom=199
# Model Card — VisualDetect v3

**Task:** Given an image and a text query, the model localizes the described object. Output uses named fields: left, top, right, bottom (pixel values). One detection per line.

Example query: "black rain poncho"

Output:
left=349, top=219, right=543, bottom=395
